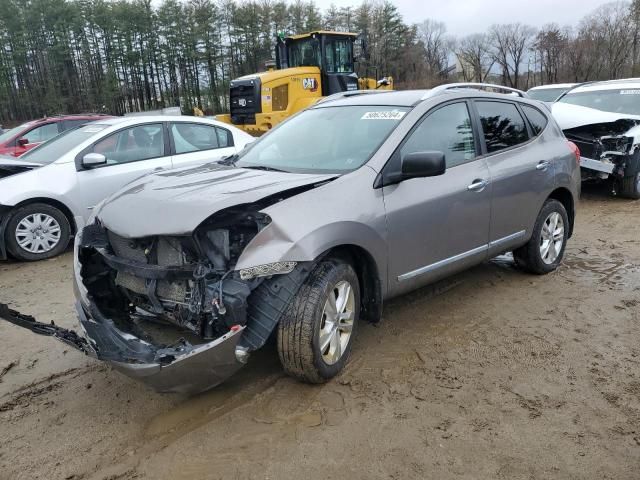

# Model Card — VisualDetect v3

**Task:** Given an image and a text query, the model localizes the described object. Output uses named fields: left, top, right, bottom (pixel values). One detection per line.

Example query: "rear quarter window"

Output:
left=522, top=105, right=548, bottom=136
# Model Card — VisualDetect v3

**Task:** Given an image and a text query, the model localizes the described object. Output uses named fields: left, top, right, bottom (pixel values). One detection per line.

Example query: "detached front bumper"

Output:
left=0, top=301, right=248, bottom=394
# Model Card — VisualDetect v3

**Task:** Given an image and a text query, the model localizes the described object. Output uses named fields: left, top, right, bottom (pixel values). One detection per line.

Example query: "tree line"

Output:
left=0, top=0, right=638, bottom=124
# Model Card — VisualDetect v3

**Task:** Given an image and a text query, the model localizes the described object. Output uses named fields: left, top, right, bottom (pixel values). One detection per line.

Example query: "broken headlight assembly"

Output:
left=238, top=261, right=297, bottom=280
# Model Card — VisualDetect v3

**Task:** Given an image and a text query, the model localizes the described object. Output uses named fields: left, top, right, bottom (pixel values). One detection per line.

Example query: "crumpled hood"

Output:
left=97, top=162, right=336, bottom=238
left=0, top=156, right=41, bottom=179
left=552, top=102, right=640, bottom=130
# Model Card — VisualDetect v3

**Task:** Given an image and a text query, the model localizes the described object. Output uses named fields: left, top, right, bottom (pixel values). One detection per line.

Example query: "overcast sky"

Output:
left=316, top=0, right=612, bottom=36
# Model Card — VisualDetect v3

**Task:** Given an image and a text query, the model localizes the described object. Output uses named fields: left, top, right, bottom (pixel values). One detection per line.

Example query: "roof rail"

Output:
left=423, top=83, right=528, bottom=100
left=316, top=89, right=393, bottom=106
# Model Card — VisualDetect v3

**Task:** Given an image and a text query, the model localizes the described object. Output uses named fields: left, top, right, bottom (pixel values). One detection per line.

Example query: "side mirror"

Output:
left=17, top=138, right=29, bottom=146
left=401, top=151, right=446, bottom=180
left=82, top=152, right=107, bottom=168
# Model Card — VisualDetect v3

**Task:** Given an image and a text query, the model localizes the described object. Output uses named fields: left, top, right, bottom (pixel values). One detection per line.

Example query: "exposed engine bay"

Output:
left=77, top=201, right=306, bottom=352
left=563, top=119, right=639, bottom=182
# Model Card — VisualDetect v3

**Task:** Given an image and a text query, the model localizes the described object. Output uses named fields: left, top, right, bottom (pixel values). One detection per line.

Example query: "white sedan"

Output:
left=0, top=116, right=254, bottom=261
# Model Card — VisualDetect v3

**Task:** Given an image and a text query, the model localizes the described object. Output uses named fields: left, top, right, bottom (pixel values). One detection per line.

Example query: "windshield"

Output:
left=21, top=124, right=109, bottom=165
left=558, top=88, right=640, bottom=115
left=0, top=125, right=27, bottom=144
left=288, top=38, right=321, bottom=68
left=235, top=106, right=409, bottom=174
left=528, top=88, right=569, bottom=103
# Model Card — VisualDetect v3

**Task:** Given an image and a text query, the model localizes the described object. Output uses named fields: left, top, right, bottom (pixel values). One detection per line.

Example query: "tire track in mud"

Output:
left=0, top=366, right=97, bottom=413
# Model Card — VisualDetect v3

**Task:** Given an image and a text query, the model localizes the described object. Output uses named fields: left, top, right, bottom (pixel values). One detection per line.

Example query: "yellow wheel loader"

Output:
left=216, top=31, right=393, bottom=136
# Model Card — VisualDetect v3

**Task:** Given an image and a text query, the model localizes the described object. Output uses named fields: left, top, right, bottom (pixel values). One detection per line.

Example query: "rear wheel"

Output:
left=513, top=199, right=569, bottom=275
left=277, top=259, right=360, bottom=383
left=6, top=203, right=71, bottom=261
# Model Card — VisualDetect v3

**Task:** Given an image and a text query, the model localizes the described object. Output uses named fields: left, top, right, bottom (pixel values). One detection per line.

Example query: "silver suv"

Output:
left=0, top=84, right=581, bottom=394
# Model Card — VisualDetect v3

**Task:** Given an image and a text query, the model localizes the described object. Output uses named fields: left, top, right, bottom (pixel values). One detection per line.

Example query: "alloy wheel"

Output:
left=539, top=212, right=564, bottom=265
left=318, top=280, right=355, bottom=365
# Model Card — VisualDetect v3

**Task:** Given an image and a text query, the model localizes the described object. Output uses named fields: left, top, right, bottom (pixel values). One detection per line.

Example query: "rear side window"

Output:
left=475, top=101, right=529, bottom=154
left=522, top=105, right=548, bottom=136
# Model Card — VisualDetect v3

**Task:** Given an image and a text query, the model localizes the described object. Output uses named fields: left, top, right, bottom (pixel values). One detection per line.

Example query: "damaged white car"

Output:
left=552, top=79, right=640, bottom=199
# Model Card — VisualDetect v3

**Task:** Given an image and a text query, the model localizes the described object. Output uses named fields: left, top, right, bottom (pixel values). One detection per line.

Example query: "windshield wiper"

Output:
left=241, top=165, right=289, bottom=173
left=218, top=154, right=239, bottom=166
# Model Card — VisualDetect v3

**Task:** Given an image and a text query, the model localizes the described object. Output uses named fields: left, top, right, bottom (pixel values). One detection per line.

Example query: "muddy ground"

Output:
left=0, top=185, right=639, bottom=480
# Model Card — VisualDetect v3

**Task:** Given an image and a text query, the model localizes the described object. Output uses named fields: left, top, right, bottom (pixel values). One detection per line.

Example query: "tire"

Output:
left=5, top=203, right=72, bottom=261
left=278, top=259, right=360, bottom=383
left=619, top=151, right=640, bottom=199
left=513, top=199, right=569, bottom=275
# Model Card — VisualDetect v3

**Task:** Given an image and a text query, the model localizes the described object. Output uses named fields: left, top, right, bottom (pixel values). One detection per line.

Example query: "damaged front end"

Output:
left=564, top=119, right=640, bottom=183
left=0, top=203, right=311, bottom=394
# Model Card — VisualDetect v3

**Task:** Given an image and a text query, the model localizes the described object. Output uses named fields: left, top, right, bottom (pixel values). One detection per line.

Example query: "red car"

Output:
left=0, top=114, right=111, bottom=157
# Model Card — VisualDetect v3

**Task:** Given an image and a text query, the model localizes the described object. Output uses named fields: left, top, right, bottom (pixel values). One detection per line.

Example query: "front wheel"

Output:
left=513, top=199, right=569, bottom=275
left=278, top=259, right=360, bottom=383
left=5, top=203, right=71, bottom=261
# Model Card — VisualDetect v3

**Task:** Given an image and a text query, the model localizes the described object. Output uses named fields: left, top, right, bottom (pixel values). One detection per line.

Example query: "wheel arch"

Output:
left=11, top=197, right=77, bottom=234
left=547, top=187, right=575, bottom=237
left=322, top=244, right=383, bottom=324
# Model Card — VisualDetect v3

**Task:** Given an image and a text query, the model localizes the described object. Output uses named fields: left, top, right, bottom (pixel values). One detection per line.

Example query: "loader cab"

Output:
left=276, top=31, right=359, bottom=95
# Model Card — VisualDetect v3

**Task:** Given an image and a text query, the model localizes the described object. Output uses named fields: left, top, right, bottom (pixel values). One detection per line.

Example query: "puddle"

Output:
left=563, top=256, right=640, bottom=290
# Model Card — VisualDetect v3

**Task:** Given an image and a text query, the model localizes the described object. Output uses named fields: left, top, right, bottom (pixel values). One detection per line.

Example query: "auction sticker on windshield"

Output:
left=362, top=111, right=406, bottom=120
left=620, top=90, right=640, bottom=95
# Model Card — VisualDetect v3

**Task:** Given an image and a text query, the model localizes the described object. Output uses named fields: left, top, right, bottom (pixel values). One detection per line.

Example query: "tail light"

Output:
left=568, top=141, right=580, bottom=166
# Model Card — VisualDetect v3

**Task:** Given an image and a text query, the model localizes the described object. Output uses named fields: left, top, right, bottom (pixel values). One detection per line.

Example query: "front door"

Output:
left=77, top=123, right=171, bottom=220
left=382, top=101, right=492, bottom=296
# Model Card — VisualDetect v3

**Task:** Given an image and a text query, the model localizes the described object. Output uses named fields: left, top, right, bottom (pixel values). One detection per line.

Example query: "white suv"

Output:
left=0, top=116, right=254, bottom=261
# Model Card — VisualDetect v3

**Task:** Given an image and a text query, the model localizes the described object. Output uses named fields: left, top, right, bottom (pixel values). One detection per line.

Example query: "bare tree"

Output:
left=417, top=19, right=451, bottom=78
left=454, top=33, right=494, bottom=82
left=533, top=24, right=568, bottom=85
left=489, top=23, right=536, bottom=89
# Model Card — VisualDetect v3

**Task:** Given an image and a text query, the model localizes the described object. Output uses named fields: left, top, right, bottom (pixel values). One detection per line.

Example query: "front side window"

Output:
left=324, top=38, right=354, bottom=73
left=476, top=101, right=529, bottom=154
left=24, top=123, right=59, bottom=143
left=558, top=88, right=640, bottom=115
left=92, top=124, right=164, bottom=165
left=236, top=106, right=409, bottom=174
left=401, top=102, right=476, bottom=168
left=288, top=38, right=321, bottom=68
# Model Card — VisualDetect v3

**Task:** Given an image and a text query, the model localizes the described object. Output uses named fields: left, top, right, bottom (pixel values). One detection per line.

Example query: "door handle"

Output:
left=536, top=160, right=551, bottom=171
left=153, top=167, right=165, bottom=172
left=467, top=179, right=489, bottom=192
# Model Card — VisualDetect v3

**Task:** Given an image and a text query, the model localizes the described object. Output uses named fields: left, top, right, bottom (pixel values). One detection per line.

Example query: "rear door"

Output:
left=76, top=123, right=171, bottom=215
left=474, top=100, right=556, bottom=255
left=383, top=101, right=492, bottom=296
left=169, top=122, right=236, bottom=169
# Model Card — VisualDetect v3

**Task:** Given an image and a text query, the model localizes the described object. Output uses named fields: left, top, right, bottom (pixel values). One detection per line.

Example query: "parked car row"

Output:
left=0, top=114, right=111, bottom=157
left=0, top=84, right=581, bottom=393
left=529, top=79, right=640, bottom=199
left=0, top=116, right=254, bottom=261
